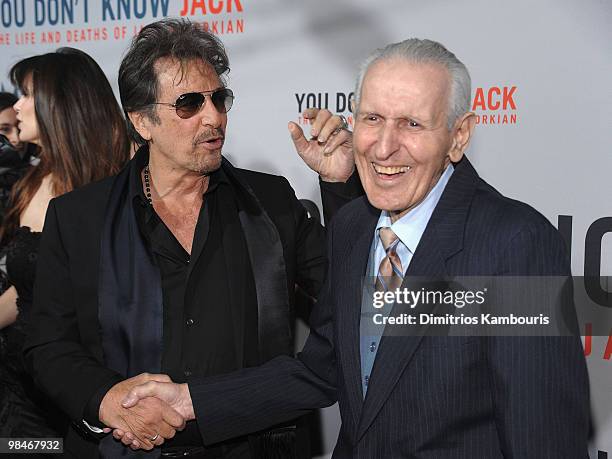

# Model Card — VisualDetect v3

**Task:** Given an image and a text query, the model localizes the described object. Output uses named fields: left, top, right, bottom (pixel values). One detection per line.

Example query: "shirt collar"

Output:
left=130, top=145, right=228, bottom=206
left=376, top=164, right=454, bottom=253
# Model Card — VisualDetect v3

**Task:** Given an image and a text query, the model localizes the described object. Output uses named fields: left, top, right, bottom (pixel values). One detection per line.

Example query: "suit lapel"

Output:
left=217, top=189, right=247, bottom=368
left=356, top=158, right=480, bottom=440
left=336, top=198, right=379, bottom=436
left=222, top=159, right=293, bottom=362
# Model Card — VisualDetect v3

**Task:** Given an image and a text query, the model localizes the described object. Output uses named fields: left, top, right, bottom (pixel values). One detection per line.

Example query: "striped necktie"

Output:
left=375, top=227, right=404, bottom=292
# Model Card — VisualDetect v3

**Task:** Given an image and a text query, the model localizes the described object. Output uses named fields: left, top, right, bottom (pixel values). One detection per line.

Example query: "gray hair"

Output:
left=354, top=38, right=471, bottom=129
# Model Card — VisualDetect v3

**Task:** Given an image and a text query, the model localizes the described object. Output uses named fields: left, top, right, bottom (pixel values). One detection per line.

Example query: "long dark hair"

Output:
left=1, top=47, right=129, bottom=243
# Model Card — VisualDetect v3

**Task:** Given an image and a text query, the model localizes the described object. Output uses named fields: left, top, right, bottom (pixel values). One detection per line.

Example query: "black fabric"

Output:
left=189, top=157, right=590, bottom=458
left=0, top=227, right=67, bottom=439
left=24, top=146, right=330, bottom=458
left=0, top=142, right=33, bottom=226
left=97, top=149, right=164, bottom=459
left=131, top=160, right=257, bottom=450
left=319, top=170, right=364, bottom=226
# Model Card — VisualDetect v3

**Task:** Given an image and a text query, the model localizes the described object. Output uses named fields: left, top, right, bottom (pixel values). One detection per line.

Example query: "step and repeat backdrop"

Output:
left=1, top=1, right=610, bottom=457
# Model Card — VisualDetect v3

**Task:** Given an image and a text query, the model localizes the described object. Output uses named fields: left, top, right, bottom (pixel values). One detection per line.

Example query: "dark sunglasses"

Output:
left=152, top=88, right=234, bottom=119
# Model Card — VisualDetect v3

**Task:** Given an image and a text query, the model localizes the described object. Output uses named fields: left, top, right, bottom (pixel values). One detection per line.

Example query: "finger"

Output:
left=103, top=427, right=112, bottom=434
left=157, top=421, right=177, bottom=440
left=134, top=438, right=153, bottom=451
left=162, top=405, right=185, bottom=430
left=302, top=108, right=320, bottom=120
left=323, top=129, right=352, bottom=156
left=317, top=115, right=345, bottom=143
left=113, top=429, right=125, bottom=440
left=154, top=436, right=165, bottom=447
left=288, top=122, right=310, bottom=155
left=122, top=381, right=159, bottom=407
left=120, top=432, right=134, bottom=446
left=309, top=109, right=332, bottom=138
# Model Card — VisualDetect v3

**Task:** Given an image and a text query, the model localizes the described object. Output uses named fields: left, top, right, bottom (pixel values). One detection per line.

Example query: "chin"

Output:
left=199, top=157, right=222, bottom=175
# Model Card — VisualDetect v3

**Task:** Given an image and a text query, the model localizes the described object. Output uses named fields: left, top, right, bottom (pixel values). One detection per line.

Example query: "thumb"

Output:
left=288, top=122, right=310, bottom=155
left=149, top=373, right=172, bottom=383
left=122, top=381, right=157, bottom=408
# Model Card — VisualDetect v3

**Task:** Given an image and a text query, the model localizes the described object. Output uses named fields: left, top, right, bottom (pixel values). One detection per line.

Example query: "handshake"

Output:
left=98, top=373, right=194, bottom=451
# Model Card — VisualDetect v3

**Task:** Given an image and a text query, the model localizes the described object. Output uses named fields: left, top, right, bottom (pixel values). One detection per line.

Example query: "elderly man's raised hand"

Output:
left=289, top=108, right=354, bottom=183
left=99, top=373, right=186, bottom=451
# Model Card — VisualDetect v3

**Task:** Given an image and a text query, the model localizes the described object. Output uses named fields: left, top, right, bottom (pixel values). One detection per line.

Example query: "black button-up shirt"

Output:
left=131, top=157, right=258, bottom=448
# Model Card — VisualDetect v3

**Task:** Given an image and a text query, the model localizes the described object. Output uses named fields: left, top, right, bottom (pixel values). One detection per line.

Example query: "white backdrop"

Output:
left=1, top=1, right=611, bottom=457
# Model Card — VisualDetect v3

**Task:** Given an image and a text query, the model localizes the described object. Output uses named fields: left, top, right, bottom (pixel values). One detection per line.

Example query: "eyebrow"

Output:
left=359, top=110, right=430, bottom=124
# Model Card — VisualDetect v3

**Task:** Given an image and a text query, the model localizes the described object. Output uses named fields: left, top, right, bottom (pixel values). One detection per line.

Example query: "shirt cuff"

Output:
left=83, top=374, right=124, bottom=427
left=82, top=419, right=105, bottom=433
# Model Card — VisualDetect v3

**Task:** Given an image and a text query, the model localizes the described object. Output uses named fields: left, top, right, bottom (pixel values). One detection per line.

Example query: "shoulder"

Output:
left=232, top=167, right=298, bottom=216
left=332, top=195, right=377, bottom=228
left=463, top=176, right=569, bottom=275
left=233, top=167, right=292, bottom=194
left=470, top=177, right=559, bottom=243
left=50, top=175, right=116, bottom=221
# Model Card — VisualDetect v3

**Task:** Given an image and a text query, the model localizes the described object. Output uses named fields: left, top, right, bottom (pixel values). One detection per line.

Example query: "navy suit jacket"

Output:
left=192, top=158, right=590, bottom=458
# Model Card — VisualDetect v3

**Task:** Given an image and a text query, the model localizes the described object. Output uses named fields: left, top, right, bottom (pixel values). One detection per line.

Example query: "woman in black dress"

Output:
left=0, top=47, right=129, bottom=438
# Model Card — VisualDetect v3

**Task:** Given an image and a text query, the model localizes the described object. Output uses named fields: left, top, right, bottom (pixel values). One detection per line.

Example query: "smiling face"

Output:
left=353, top=58, right=472, bottom=221
left=131, top=57, right=227, bottom=175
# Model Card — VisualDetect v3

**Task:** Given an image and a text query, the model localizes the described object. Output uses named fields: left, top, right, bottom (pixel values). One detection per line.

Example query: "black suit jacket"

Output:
left=190, top=158, right=590, bottom=458
left=24, top=157, right=330, bottom=457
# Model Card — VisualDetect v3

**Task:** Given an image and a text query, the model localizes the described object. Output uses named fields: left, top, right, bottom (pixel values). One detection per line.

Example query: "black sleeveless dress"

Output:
left=0, top=226, right=67, bottom=438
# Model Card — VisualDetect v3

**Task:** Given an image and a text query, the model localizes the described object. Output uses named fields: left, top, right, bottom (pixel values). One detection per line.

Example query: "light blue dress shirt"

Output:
left=359, top=164, right=454, bottom=396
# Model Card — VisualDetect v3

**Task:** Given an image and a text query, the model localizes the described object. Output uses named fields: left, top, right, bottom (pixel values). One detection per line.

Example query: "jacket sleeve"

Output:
left=487, top=222, right=590, bottom=458
left=189, top=216, right=340, bottom=445
left=23, top=199, right=123, bottom=425
left=319, top=170, right=364, bottom=226
left=285, top=177, right=328, bottom=301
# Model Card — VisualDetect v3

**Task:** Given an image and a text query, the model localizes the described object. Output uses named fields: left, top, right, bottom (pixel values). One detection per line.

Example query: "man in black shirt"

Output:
left=24, top=19, right=356, bottom=459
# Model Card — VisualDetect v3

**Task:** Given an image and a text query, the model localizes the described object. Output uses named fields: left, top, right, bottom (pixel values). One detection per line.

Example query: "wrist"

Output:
left=320, top=169, right=354, bottom=183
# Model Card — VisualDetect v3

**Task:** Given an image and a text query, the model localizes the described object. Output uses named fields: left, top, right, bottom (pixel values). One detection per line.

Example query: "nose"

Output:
left=374, top=123, right=400, bottom=161
left=199, top=95, right=224, bottom=128
left=13, top=99, right=22, bottom=113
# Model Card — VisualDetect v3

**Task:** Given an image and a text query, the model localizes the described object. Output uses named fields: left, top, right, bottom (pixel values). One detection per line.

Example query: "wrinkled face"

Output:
left=0, top=106, right=22, bottom=149
left=134, top=58, right=227, bottom=174
left=353, top=59, right=464, bottom=220
left=13, top=77, right=40, bottom=146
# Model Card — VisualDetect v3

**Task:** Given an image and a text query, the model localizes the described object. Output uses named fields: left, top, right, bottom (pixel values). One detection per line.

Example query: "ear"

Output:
left=349, top=98, right=356, bottom=114
left=128, top=111, right=152, bottom=142
left=448, top=112, right=476, bottom=162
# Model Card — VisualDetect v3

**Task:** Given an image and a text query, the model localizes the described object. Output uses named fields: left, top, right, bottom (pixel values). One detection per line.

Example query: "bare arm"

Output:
left=0, top=286, right=18, bottom=329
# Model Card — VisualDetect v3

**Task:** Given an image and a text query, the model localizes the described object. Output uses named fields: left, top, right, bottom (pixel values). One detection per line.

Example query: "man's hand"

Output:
left=111, top=381, right=194, bottom=450
left=121, top=381, right=195, bottom=421
left=99, top=373, right=186, bottom=450
left=289, top=108, right=354, bottom=183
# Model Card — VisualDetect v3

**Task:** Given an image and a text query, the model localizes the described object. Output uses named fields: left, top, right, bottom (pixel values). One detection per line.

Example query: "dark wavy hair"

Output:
left=119, top=18, right=230, bottom=146
left=0, top=92, right=18, bottom=112
left=1, top=47, right=129, bottom=244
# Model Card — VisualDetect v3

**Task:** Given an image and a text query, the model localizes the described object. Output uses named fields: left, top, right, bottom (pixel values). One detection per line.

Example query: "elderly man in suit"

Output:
left=119, top=38, right=590, bottom=458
